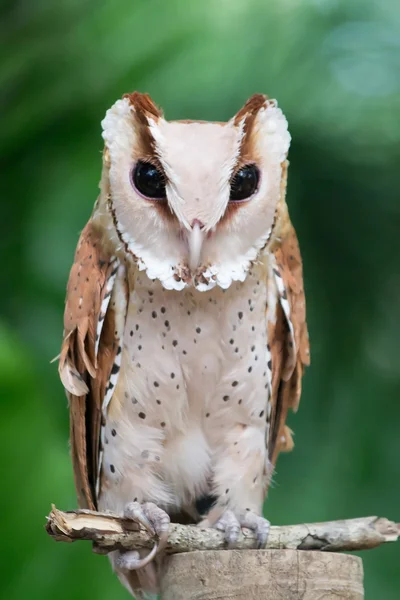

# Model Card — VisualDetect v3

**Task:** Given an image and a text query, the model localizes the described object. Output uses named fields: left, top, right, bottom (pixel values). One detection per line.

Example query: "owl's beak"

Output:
left=188, top=220, right=205, bottom=270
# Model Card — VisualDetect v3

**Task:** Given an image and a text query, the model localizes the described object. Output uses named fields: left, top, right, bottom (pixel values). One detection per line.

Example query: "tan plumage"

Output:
left=269, top=223, right=310, bottom=464
left=59, top=92, right=309, bottom=597
left=59, top=222, right=121, bottom=509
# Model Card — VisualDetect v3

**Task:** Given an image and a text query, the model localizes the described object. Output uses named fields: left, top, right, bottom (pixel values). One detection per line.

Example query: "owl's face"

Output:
left=101, top=93, right=290, bottom=291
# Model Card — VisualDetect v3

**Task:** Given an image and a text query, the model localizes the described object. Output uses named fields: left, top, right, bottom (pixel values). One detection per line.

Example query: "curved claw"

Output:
left=142, top=502, right=170, bottom=551
left=115, top=542, right=159, bottom=571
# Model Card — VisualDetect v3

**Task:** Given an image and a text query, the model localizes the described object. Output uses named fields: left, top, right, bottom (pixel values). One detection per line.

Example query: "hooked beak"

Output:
left=188, top=220, right=205, bottom=271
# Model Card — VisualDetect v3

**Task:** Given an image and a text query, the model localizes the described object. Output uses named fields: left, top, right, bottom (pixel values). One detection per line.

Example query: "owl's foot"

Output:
left=124, top=501, right=171, bottom=548
left=240, top=510, right=270, bottom=547
left=116, top=501, right=170, bottom=571
left=214, top=509, right=270, bottom=548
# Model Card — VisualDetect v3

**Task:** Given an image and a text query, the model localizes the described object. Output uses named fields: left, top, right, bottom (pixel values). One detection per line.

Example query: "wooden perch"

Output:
left=46, top=506, right=399, bottom=555
left=46, top=507, right=399, bottom=599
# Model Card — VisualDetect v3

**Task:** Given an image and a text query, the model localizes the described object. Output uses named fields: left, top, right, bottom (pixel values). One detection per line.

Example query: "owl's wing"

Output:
left=59, top=220, right=122, bottom=509
left=267, top=223, right=310, bottom=468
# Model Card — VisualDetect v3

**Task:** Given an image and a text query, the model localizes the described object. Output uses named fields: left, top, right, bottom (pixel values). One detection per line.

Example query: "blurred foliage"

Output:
left=1, top=0, right=400, bottom=598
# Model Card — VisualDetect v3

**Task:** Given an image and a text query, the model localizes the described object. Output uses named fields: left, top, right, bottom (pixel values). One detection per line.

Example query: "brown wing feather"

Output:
left=59, top=221, right=119, bottom=509
left=268, top=224, right=310, bottom=467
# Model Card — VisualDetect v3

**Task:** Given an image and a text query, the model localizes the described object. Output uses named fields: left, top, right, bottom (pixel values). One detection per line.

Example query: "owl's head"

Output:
left=100, top=92, right=291, bottom=291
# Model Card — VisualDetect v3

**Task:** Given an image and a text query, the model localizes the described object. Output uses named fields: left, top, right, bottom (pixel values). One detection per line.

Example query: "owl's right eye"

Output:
left=229, top=164, right=260, bottom=202
left=131, top=161, right=166, bottom=200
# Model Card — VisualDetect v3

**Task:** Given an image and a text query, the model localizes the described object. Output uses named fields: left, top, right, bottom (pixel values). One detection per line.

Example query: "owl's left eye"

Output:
left=229, top=164, right=260, bottom=202
left=131, top=161, right=166, bottom=200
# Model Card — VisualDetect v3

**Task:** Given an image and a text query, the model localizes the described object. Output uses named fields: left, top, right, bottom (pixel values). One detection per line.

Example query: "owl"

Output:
left=59, top=92, right=310, bottom=597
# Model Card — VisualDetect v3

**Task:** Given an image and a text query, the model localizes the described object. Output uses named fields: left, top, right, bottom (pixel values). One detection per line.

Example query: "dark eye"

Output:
left=229, top=164, right=260, bottom=202
left=131, top=160, right=166, bottom=200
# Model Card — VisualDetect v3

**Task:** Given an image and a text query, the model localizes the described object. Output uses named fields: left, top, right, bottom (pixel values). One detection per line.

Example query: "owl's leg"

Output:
left=199, top=425, right=271, bottom=547
left=115, top=501, right=170, bottom=570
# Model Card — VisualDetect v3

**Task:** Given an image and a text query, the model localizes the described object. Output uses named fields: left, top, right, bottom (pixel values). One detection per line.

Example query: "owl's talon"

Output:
left=124, top=501, right=170, bottom=552
left=240, top=511, right=270, bottom=548
left=215, top=510, right=241, bottom=547
left=117, top=502, right=170, bottom=571
left=124, top=501, right=154, bottom=534
left=207, top=508, right=270, bottom=548
left=115, top=545, right=158, bottom=571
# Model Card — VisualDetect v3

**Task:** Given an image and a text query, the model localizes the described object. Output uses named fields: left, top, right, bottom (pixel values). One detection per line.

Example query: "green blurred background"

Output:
left=1, top=0, right=399, bottom=598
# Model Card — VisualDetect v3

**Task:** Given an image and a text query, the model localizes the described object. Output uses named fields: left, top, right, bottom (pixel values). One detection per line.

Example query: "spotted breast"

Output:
left=98, top=260, right=273, bottom=520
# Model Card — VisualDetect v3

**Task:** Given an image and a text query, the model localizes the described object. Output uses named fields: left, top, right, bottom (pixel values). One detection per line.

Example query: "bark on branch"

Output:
left=45, top=506, right=399, bottom=555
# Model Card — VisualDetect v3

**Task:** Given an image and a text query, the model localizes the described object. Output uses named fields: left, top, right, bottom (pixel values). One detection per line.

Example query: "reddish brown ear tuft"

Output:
left=123, top=92, right=163, bottom=124
left=233, top=94, right=268, bottom=126
left=233, top=94, right=269, bottom=165
left=122, top=92, right=164, bottom=162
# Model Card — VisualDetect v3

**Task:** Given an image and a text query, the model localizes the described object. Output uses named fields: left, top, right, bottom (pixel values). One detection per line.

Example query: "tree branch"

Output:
left=45, top=506, right=399, bottom=555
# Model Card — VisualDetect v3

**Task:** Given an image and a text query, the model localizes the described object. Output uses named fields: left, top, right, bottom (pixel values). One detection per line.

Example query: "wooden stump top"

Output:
left=160, top=549, right=364, bottom=600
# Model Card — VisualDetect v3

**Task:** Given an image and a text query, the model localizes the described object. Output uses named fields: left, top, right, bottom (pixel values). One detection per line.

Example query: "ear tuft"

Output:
left=116, top=92, right=164, bottom=162
left=232, top=94, right=270, bottom=165
left=232, top=94, right=289, bottom=165
left=123, top=92, right=163, bottom=124
left=233, top=94, right=269, bottom=126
